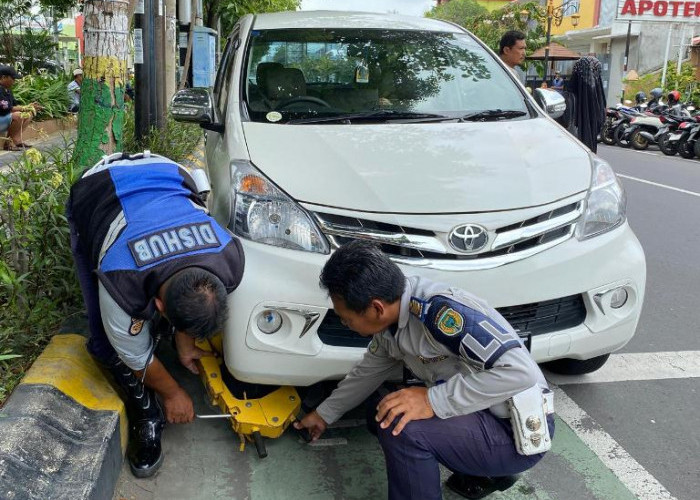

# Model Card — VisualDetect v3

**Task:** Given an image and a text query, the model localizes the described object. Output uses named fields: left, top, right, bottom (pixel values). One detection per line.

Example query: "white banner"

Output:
left=617, top=0, right=700, bottom=22
left=133, top=28, right=144, bottom=64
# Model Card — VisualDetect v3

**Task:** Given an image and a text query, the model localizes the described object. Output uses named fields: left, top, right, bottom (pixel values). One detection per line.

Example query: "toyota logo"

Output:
left=449, top=224, right=488, bottom=253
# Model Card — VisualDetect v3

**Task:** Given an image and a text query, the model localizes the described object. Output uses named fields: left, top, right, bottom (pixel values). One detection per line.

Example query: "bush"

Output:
left=121, top=108, right=204, bottom=163
left=12, top=73, right=71, bottom=121
left=0, top=119, right=204, bottom=404
left=0, top=146, right=82, bottom=403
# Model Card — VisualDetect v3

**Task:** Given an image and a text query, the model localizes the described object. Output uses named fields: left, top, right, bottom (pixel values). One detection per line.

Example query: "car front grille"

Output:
left=313, top=198, right=583, bottom=270
left=316, top=294, right=586, bottom=348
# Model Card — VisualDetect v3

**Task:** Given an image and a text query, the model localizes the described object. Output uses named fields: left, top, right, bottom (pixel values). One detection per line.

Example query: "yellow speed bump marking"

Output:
left=21, top=334, right=128, bottom=453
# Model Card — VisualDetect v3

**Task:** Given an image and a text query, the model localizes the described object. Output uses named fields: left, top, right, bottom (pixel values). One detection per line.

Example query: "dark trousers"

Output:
left=67, top=203, right=116, bottom=363
left=366, top=392, right=554, bottom=500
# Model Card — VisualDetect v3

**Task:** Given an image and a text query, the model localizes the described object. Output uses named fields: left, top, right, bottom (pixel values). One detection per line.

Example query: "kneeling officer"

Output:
left=295, top=240, right=553, bottom=499
left=68, top=153, right=244, bottom=477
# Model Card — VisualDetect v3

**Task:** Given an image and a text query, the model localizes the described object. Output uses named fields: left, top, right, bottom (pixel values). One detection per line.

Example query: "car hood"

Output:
left=242, top=119, right=591, bottom=213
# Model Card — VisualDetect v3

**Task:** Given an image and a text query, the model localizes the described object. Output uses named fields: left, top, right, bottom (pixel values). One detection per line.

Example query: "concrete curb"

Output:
left=0, top=334, right=126, bottom=500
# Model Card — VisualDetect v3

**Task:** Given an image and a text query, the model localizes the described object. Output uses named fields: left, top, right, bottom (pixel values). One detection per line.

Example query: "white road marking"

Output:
left=617, top=174, right=700, bottom=198
left=553, top=384, right=678, bottom=500
left=545, top=351, right=700, bottom=385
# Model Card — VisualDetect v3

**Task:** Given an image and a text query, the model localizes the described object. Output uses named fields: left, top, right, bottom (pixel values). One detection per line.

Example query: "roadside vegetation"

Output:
left=624, top=61, right=699, bottom=106
left=0, top=112, right=203, bottom=405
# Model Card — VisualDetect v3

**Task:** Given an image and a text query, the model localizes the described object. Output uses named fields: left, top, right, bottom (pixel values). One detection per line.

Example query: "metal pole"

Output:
left=544, top=15, right=552, bottom=82
left=677, top=24, right=685, bottom=76
left=621, top=20, right=632, bottom=103
left=661, top=23, right=673, bottom=89
left=134, top=0, right=150, bottom=142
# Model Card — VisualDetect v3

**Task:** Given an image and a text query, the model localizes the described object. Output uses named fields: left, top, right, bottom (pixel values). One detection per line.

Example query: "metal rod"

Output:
left=661, top=24, right=673, bottom=89
left=196, top=413, right=235, bottom=419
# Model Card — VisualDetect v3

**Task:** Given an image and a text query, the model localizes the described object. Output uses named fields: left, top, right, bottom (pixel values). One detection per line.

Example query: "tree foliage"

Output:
left=426, top=0, right=546, bottom=59
left=205, top=0, right=300, bottom=36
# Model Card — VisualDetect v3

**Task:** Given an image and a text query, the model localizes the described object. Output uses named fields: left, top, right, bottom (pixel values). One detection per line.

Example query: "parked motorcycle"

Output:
left=677, top=120, right=700, bottom=159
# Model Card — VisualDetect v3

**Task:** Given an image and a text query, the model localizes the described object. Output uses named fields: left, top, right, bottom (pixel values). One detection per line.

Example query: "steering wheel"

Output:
left=275, top=96, right=332, bottom=110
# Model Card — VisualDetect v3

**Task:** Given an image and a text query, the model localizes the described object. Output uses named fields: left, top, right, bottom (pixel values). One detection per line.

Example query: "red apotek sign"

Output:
left=617, top=0, right=700, bottom=21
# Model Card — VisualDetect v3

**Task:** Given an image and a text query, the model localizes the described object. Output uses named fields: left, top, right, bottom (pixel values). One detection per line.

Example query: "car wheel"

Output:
left=542, top=353, right=610, bottom=375
left=630, top=130, right=649, bottom=150
left=614, top=125, right=631, bottom=148
left=658, top=132, right=678, bottom=156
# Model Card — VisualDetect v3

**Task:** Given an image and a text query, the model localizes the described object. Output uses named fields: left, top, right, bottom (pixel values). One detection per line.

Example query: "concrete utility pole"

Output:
left=155, top=0, right=165, bottom=128
left=165, top=0, right=177, bottom=103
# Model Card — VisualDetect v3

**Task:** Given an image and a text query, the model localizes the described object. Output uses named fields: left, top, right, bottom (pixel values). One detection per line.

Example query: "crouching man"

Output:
left=67, top=153, right=244, bottom=477
left=295, top=240, right=554, bottom=500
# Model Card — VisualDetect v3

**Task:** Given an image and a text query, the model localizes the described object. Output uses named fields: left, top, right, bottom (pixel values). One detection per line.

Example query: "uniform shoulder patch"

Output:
left=368, top=336, right=379, bottom=354
left=435, top=306, right=464, bottom=336
left=130, top=318, right=145, bottom=336
left=422, top=295, right=520, bottom=369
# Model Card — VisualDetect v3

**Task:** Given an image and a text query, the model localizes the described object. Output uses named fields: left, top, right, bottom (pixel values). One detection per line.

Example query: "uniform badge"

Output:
left=409, top=298, right=424, bottom=318
left=130, top=318, right=145, bottom=336
left=369, top=337, right=379, bottom=354
left=435, top=307, right=463, bottom=336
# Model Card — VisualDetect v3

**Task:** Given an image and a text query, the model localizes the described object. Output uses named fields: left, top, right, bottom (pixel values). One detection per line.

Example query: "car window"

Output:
left=243, top=28, right=528, bottom=123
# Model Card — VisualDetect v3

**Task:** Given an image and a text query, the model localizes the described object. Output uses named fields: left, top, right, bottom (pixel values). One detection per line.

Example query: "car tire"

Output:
left=542, top=353, right=610, bottom=375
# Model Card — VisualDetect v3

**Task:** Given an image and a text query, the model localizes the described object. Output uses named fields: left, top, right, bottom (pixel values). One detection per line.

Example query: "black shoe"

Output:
left=105, top=356, right=166, bottom=478
left=445, top=473, right=519, bottom=499
left=128, top=408, right=165, bottom=478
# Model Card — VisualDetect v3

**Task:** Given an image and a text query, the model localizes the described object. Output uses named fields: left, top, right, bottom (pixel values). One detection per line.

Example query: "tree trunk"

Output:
left=72, top=0, right=130, bottom=171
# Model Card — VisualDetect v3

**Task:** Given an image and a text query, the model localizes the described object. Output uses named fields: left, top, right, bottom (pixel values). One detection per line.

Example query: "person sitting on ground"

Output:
left=67, top=68, right=83, bottom=112
left=295, top=240, right=554, bottom=500
left=0, top=65, right=40, bottom=150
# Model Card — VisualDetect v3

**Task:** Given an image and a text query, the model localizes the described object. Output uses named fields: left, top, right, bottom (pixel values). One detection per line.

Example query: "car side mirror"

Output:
left=534, top=88, right=566, bottom=119
left=171, top=88, right=224, bottom=132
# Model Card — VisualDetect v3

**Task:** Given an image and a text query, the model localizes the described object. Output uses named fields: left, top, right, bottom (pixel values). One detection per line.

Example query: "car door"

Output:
left=205, top=24, right=241, bottom=225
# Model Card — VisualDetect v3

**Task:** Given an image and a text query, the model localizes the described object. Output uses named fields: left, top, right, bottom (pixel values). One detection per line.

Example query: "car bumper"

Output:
left=223, top=223, right=646, bottom=386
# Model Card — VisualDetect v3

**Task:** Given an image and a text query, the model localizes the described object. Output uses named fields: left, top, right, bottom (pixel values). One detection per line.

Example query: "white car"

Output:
left=172, top=11, right=646, bottom=386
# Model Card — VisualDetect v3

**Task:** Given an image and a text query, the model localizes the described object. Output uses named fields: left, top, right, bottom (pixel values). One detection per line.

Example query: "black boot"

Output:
left=106, top=357, right=165, bottom=478
left=445, top=473, right=519, bottom=499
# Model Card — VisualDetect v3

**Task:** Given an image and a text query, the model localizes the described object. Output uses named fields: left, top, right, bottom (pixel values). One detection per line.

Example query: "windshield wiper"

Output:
left=286, top=110, right=452, bottom=124
left=460, top=109, right=527, bottom=122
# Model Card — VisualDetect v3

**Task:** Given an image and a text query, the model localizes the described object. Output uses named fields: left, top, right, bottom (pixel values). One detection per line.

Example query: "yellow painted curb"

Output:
left=21, top=334, right=128, bottom=453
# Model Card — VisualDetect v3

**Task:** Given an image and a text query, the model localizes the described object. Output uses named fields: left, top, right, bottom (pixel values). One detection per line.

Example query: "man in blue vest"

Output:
left=67, top=152, right=245, bottom=477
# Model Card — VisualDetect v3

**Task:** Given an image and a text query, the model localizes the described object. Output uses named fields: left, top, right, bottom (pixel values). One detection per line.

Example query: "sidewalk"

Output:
left=0, top=129, right=76, bottom=169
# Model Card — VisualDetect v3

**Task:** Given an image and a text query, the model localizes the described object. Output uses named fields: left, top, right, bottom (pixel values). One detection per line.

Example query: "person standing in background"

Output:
left=568, top=56, right=606, bottom=153
left=67, top=68, right=83, bottom=113
left=498, top=31, right=527, bottom=84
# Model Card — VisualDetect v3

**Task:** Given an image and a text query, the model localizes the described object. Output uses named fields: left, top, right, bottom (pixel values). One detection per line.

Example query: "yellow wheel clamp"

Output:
left=195, top=336, right=301, bottom=458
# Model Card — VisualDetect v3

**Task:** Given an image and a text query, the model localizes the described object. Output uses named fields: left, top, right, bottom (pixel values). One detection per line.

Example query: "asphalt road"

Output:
left=113, top=144, right=700, bottom=500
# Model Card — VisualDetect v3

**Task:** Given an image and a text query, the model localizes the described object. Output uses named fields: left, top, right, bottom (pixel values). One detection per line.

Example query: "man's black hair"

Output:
left=319, top=240, right=405, bottom=313
left=164, top=268, right=228, bottom=339
left=499, top=30, right=526, bottom=55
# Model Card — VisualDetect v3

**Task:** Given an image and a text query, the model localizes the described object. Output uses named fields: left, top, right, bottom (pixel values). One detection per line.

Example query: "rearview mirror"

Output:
left=171, top=88, right=223, bottom=131
left=534, top=88, right=566, bottom=119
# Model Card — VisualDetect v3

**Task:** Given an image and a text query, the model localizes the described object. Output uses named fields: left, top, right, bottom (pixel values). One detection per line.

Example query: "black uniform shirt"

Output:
left=0, top=86, right=17, bottom=116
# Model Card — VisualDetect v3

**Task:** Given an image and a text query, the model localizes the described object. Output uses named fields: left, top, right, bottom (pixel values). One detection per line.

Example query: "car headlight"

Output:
left=229, top=160, right=329, bottom=253
left=576, top=155, right=626, bottom=240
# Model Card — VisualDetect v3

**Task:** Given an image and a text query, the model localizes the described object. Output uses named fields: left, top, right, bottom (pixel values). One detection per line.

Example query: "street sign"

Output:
left=617, top=0, right=700, bottom=23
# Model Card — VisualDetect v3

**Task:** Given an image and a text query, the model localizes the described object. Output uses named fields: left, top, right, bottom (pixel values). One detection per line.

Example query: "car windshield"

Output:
left=243, top=28, right=529, bottom=123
